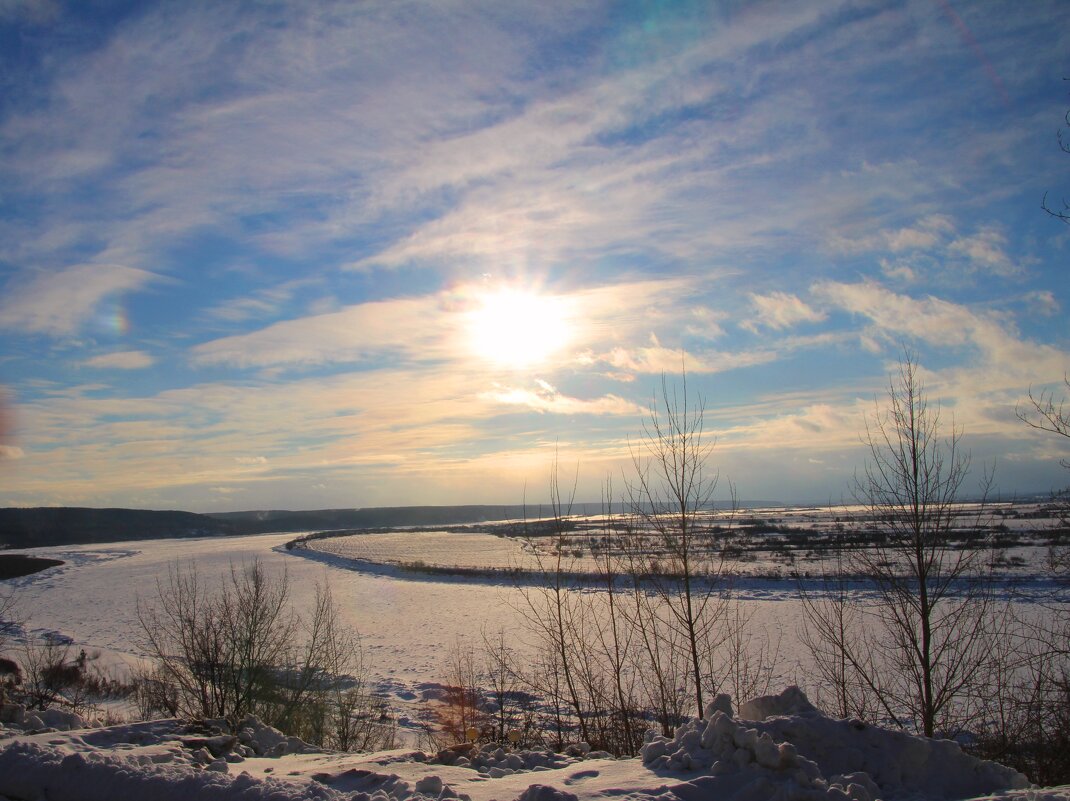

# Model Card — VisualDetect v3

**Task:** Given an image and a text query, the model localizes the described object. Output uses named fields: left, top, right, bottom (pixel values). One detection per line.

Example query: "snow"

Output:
left=310, top=530, right=533, bottom=572
left=0, top=689, right=1062, bottom=801
left=641, top=688, right=1029, bottom=800
left=3, top=505, right=1068, bottom=799
left=2, top=532, right=801, bottom=738
left=6, top=533, right=532, bottom=690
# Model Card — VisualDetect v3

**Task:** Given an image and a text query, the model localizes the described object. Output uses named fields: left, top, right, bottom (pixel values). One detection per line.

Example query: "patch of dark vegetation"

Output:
left=0, top=554, right=63, bottom=579
left=0, top=507, right=236, bottom=548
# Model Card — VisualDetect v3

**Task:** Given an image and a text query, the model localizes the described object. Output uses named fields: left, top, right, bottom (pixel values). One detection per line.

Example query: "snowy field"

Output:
left=3, top=504, right=1069, bottom=801
left=5, top=501, right=1065, bottom=728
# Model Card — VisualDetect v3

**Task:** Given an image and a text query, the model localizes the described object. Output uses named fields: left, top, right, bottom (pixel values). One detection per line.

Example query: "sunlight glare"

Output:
left=467, top=288, right=571, bottom=369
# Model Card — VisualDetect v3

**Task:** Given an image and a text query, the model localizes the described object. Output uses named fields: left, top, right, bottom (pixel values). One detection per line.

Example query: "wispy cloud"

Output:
left=484, top=379, right=643, bottom=417
left=191, top=277, right=704, bottom=372
left=0, top=264, right=156, bottom=336
left=743, top=292, right=826, bottom=332
left=0, top=445, right=24, bottom=460
left=947, top=226, right=1018, bottom=276
left=191, top=296, right=457, bottom=369
left=810, top=278, right=1069, bottom=439
left=82, top=350, right=154, bottom=370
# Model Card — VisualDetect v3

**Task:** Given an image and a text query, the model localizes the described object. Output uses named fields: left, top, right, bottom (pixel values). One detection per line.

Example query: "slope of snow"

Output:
left=1, top=688, right=1064, bottom=801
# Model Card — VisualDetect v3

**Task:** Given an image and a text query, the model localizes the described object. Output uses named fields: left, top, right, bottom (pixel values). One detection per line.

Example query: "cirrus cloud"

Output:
left=82, top=350, right=154, bottom=370
left=0, top=264, right=157, bottom=337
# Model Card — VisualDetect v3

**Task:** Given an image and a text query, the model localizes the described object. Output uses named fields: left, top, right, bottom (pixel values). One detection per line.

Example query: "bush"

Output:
left=136, top=558, right=390, bottom=749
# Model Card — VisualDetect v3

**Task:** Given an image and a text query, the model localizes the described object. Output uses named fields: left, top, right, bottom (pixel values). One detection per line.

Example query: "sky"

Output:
left=0, top=0, right=1068, bottom=512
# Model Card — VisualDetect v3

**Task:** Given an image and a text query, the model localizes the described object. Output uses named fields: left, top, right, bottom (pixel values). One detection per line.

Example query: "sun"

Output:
left=467, top=288, right=572, bottom=369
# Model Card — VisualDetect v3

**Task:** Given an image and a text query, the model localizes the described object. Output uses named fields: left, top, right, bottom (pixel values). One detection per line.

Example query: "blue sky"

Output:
left=1, top=0, right=1068, bottom=511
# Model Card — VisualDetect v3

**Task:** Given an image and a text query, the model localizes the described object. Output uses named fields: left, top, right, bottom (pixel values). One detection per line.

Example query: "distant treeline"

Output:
left=0, top=507, right=234, bottom=548
left=0, top=504, right=553, bottom=548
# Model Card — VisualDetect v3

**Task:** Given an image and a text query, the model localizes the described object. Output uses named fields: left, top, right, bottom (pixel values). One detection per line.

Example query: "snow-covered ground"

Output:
left=303, top=502, right=1066, bottom=583
left=5, top=533, right=544, bottom=702
left=5, top=531, right=802, bottom=710
left=2, top=504, right=1068, bottom=799
left=2, top=687, right=1065, bottom=801
left=4, top=504, right=1065, bottom=731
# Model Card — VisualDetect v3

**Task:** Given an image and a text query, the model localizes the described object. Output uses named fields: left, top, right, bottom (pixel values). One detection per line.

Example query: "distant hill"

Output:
left=0, top=500, right=810, bottom=549
left=0, top=507, right=235, bottom=548
left=0, top=504, right=537, bottom=547
left=204, top=505, right=536, bottom=533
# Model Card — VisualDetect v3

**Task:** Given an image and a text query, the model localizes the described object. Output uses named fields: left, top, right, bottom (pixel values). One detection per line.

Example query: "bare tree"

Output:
left=626, top=372, right=731, bottom=720
left=712, top=601, right=783, bottom=705
left=1018, top=375, right=1070, bottom=451
left=435, top=637, right=487, bottom=745
left=1042, top=87, right=1070, bottom=224
left=1018, top=375, right=1070, bottom=566
left=481, top=628, right=526, bottom=744
left=516, top=458, right=592, bottom=745
left=586, top=477, right=644, bottom=754
left=271, top=581, right=364, bottom=743
left=848, top=353, right=995, bottom=737
left=990, top=373, right=1070, bottom=783
left=625, top=572, right=688, bottom=736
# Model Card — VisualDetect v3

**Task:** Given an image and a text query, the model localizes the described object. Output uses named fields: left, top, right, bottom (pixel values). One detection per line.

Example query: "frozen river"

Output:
left=7, top=531, right=798, bottom=712
left=7, top=523, right=1060, bottom=733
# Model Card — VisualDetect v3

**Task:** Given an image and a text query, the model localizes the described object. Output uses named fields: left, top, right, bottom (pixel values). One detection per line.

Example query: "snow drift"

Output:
left=640, top=687, right=1029, bottom=801
left=0, top=688, right=1059, bottom=801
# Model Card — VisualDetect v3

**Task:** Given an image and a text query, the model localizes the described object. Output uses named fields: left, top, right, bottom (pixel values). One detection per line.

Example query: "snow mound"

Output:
left=312, top=766, right=468, bottom=801
left=641, top=687, right=1030, bottom=801
left=433, top=741, right=582, bottom=774
left=514, top=784, right=579, bottom=801
left=0, top=701, right=86, bottom=733
left=234, top=714, right=317, bottom=757
left=0, top=741, right=345, bottom=801
left=738, top=686, right=818, bottom=720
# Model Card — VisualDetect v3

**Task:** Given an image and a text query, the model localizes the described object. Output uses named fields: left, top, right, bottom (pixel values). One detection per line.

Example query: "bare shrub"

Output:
left=435, top=637, right=488, bottom=745
left=20, top=635, right=75, bottom=711
left=136, top=559, right=376, bottom=747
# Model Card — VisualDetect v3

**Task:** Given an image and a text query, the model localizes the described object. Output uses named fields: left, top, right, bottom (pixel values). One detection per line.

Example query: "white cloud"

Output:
left=813, top=279, right=991, bottom=350
left=948, top=227, right=1018, bottom=276
left=883, top=215, right=955, bottom=252
left=0, top=264, right=156, bottom=337
left=811, top=279, right=1070, bottom=406
left=601, top=345, right=778, bottom=375
left=1024, top=290, right=1059, bottom=317
left=716, top=401, right=865, bottom=454
left=190, top=296, right=456, bottom=368
left=483, top=380, right=643, bottom=417
left=826, top=216, right=1025, bottom=283
left=885, top=227, right=939, bottom=252
left=191, top=277, right=703, bottom=372
left=879, top=258, right=918, bottom=283
left=743, top=292, right=826, bottom=332
left=83, top=350, right=154, bottom=370
left=0, top=0, right=58, bottom=23
left=0, top=445, right=24, bottom=460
